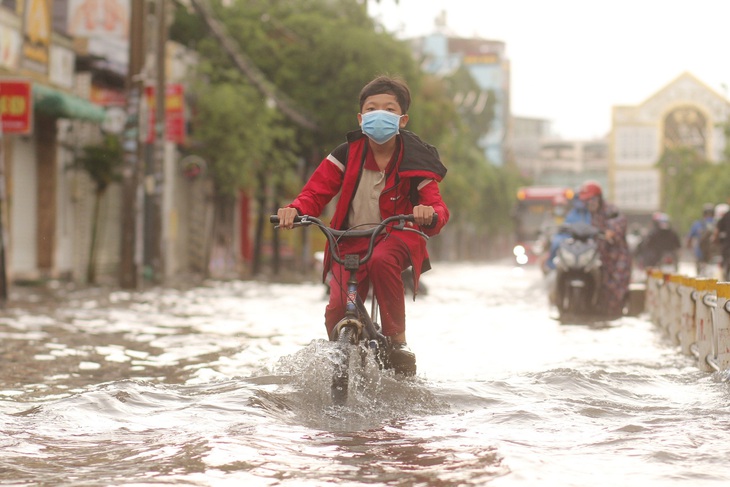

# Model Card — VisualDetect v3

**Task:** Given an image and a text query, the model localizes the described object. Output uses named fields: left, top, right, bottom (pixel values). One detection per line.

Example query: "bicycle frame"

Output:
left=271, top=213, right=432, bottom=403
left=332, top=253, right=383, bottom=348
left=270, top=213, right=430, bottom=346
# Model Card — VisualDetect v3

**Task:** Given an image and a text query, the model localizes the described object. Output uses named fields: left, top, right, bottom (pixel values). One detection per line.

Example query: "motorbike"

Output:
left=549, top=221, right=603, bottom=323
left=656, top=250, right=679, bottom=274
left=632, top=248, right=679, bottom=280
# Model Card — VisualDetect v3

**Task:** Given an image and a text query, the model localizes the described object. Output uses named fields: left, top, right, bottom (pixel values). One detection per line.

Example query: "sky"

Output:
left=367, top=0, right=730, bottom=140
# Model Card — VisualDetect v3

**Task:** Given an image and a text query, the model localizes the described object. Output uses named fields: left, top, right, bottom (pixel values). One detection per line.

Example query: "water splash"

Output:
left=268, top=340, right=450, bottom=430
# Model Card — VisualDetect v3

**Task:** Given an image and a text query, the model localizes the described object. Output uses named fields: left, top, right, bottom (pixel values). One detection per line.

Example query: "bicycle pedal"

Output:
left=388, top=343, right=417, bottom=376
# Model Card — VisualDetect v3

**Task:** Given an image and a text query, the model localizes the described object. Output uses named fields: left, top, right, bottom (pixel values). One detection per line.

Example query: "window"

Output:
left=663, top=106, right=706, bottom=157
left=1, top=0, right=17, bottom=12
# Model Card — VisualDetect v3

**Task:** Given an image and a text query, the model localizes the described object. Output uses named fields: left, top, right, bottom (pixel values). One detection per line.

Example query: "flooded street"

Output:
left=1, top=261, right=730, bottom=486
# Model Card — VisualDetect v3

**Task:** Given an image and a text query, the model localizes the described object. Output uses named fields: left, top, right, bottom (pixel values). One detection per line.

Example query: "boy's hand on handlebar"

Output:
left=277, top=207, right=299, bottom=229
left=413, top=205, right=436, bottom=227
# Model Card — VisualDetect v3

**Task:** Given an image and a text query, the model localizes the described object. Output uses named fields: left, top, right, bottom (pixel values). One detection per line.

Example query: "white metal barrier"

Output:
left=646, top=269, right=726, bottom=372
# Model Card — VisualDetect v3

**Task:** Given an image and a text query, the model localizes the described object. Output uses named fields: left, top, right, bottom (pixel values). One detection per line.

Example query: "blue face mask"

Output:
left=360, top=110, right=403, bottom=144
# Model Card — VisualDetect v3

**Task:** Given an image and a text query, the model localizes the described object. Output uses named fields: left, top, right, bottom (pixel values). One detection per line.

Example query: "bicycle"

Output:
left=270, top=213, right=432, bottom=405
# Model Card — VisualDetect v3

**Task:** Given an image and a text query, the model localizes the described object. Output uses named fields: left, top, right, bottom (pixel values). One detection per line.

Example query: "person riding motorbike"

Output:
left=713, top=203, right=730, bottom=279
left=545, top=193, right=591, bottom=271
left=637, top=212, right=681, bottom=269
left=686, top=203, right=716, bottom=275
left=576, top=180, right=631, bottom=319
left=537, top=193, right=570, bottom=273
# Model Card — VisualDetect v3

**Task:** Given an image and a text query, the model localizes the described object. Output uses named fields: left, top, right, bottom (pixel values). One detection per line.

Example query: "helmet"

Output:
left=652, top=212, right=671, bottom=229
left=578, top=180, right=602, bottom=201
left=715, top=203, right=730, bottom=221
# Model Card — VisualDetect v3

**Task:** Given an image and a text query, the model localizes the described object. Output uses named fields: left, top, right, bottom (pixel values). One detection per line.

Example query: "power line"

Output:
left=186, top=0, right=319, bottom=132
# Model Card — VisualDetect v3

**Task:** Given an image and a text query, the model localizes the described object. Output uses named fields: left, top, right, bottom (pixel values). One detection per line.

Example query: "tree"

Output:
left=191, top=75, right=298, bottom=275
left=174, top=0, right=523, bottom=271
left=443, top=64, right=495, bottom=144
left=410, top=72, right=521, bottom=259
left=77, top=135, right=124, bottom=283
left=186, top=0, right=422, bottom=273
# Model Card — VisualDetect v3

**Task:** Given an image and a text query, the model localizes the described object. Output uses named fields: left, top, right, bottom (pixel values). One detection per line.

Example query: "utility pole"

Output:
left=142, top=0, right=167, bottom=283
left=149, top=0, right=167, bottom=282
left=120, top=0, right=146, bottom=289
left=0, top=126, right=8, bottom=306
left=188, top=0, right=317, bottom=132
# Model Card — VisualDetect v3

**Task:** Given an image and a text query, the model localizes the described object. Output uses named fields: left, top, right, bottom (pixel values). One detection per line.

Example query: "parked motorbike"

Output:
left=549, top=221, right=603, bottom=323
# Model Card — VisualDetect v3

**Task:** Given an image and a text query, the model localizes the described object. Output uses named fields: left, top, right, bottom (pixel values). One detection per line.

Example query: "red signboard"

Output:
left=90, top=85, right=127, bottom=107
left=165, top=84, right=185, bottom=144
left=144, top=84, right=186, bottom=144
left=517, top=186, right=573, bottom=202
left=0, top=80, right=32, bottom=134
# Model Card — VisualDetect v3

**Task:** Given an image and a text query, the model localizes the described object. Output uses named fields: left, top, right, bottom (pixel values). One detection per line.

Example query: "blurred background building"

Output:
left=610, top=71, right=730, bottom=219
left=405, top=12, right=612, bottom=192
left=410, top=29, right=511, bottom=166
left=1, top=0, right=200, bottom=286
left=3, top=2, right=730, bottom=286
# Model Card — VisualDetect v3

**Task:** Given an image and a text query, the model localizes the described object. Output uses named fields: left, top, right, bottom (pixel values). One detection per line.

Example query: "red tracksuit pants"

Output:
left=325, top=237, right=411, bottom=339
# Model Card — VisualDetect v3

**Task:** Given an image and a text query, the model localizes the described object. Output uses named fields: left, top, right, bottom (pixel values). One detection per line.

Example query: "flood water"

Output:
left=1, top=261, right=729, bottom=486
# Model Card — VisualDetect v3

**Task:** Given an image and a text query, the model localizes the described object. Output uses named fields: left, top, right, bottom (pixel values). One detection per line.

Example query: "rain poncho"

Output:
left=590, top=200, right=632, bottom=317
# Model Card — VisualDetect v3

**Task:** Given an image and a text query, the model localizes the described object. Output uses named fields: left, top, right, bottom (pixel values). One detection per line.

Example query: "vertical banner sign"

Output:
left=144, top=85, right=155, bottom=143
left=0, top=80, right=32, bottom=134
left=165, top=84, right=185, bottom=144
left=144, top=84, right=186, bottom=144
left=0, top=25, right=21, bottom=70
left=21, top=0, right=51, bottom=74
left=67, top=0, right=130, bottom=74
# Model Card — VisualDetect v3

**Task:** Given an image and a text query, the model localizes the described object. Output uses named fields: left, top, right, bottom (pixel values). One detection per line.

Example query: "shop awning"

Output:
left=33, top=84, right=106, bottom=123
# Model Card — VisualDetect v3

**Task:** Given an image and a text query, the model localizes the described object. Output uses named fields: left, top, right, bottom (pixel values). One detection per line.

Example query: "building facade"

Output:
left=610, top=72, right=730, bottom=215
left=511, top=113, right=609, bottom=191
left=536, top=138, right=609, bottom=190
left=411, top=33, right=511, bottom=166
left=0, top=0, right=209, bottom=286
left=511, top=115, right=551, bottom=178
left=1, top=0, right=107, bottom=282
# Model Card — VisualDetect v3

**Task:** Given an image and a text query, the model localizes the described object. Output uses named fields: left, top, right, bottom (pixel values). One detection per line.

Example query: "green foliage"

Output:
left=443, top=65, right=495, bottom=145
left=168, top=4, right=208, bottom=48
left=187, top=0, right=424, bottom=193
left=658, top=146, right=713, bottom=232
left=191, top=78, right=297, bottom=196
left=723, top=115, right=730, bottom=163
left=205, top=0, right=418, bottom=154
left=407, top=75, right=458, bottom=142
left=78, top=134, right=123, bottom=193
left=411, top=74, right=520, bottom=237
left=77, top=133, right=124, bottom=283
left=651, top=114, right=730, bottom=233
left=436, top=125, right=521, bottom=234
left=692, top=162, right=730, bottom=215
left=176, top=0, right=523, bottom=258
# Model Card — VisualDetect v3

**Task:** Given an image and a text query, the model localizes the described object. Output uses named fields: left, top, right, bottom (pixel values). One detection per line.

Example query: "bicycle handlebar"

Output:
left=270, top=213, right=434, bottom=266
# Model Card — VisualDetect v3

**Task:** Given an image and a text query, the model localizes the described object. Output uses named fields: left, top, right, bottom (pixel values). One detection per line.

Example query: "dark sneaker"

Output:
left=389, top=342, right=417, bottom=377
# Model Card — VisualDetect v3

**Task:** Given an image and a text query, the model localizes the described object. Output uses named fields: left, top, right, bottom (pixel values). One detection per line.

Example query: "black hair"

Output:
left=358, top=75, right=411, bottom=114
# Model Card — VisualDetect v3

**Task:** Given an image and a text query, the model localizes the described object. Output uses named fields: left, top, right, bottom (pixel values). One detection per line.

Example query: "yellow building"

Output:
left=609, top=72, right=730, bottom=215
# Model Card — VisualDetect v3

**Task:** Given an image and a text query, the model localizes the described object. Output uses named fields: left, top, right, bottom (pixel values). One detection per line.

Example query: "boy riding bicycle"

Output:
left=276, top=75, right=449, bottom=374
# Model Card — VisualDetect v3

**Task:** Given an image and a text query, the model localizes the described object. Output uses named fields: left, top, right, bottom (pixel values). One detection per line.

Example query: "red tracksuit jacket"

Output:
left=288, top=130, right=449, bottom=292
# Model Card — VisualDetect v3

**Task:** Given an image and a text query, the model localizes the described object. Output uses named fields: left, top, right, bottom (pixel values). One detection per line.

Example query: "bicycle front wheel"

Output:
left=331, top=325, right=357, bottom=406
